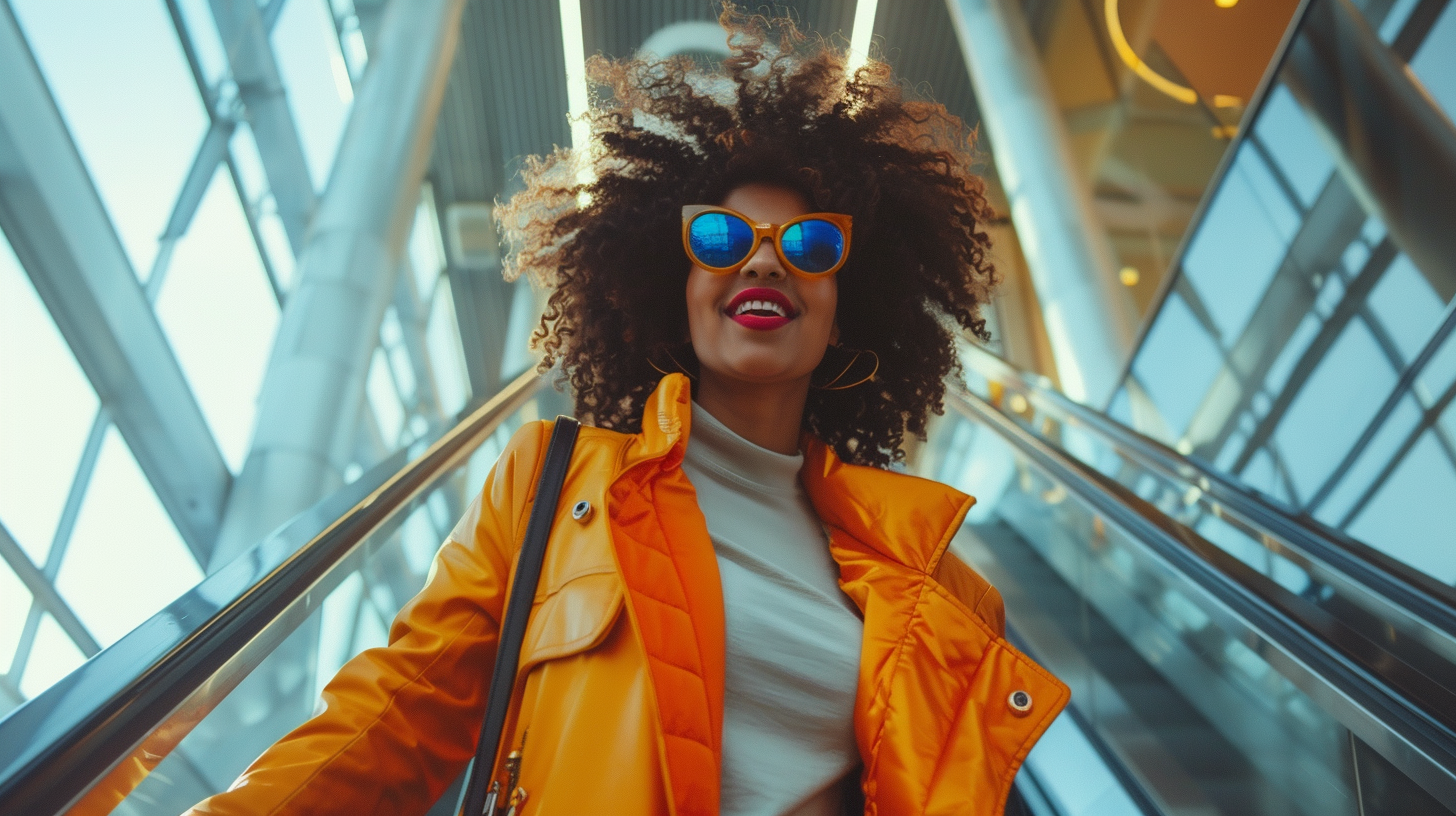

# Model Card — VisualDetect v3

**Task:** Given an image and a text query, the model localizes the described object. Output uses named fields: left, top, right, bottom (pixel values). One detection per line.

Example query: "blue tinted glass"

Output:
left=689, top=213, right=754, bottom=268
left=781, top=219, right=844, bottom=273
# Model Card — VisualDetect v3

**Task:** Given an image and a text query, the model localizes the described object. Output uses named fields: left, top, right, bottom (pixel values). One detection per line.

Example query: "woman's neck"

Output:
left=693, top=372, right=809, bottom=456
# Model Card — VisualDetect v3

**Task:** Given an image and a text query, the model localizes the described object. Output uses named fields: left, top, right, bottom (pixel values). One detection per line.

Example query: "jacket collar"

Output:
left=624, top=373, right=974, bottom=573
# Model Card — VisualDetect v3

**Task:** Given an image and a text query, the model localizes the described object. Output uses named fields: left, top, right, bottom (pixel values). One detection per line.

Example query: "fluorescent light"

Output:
left=559, top=0, right=590, bottom=151
left=847, top=0, right=880, bottom=76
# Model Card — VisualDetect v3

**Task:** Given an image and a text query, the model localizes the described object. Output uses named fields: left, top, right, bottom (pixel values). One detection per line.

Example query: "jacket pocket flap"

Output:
left=519, top=570, right=623, bottom=670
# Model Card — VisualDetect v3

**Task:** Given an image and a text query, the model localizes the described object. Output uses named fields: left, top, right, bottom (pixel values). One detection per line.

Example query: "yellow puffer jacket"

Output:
left=188, top=374, right=1068, bottom=816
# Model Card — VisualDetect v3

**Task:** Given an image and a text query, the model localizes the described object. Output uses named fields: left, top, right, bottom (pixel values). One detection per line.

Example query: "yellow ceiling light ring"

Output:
left=1103, top=0, right=1199, bottom=104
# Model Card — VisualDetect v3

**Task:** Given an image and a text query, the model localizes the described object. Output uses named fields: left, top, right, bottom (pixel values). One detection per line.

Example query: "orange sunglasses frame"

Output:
left=681, top=205, right=853, bottom=278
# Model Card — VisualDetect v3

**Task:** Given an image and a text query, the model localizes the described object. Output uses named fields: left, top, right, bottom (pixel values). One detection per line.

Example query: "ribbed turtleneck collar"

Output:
left=685, top=402, right=804, bottom=496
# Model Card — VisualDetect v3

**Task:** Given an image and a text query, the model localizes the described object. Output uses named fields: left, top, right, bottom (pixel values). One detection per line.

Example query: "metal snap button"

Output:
left=1008, top=690, right=1033, bottom=715
left=571, top=500, right=592, bottom=521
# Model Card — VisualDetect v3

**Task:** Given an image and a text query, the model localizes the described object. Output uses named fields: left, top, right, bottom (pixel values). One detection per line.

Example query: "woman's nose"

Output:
left=741, top=238, right=786, bottom=279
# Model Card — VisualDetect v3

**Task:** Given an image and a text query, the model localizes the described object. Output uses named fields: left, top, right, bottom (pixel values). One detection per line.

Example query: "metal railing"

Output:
left=949, top=347, right=1456, bottom=805
left=0, top=370, right=542, bottom=816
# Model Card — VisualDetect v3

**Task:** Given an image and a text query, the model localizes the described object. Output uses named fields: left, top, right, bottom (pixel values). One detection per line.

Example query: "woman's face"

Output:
left=685, top=183, right=839, bottom=392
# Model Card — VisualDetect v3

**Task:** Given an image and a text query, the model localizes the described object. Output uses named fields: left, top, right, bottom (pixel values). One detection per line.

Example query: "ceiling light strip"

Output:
left=847, top=0, right=880, bottom=76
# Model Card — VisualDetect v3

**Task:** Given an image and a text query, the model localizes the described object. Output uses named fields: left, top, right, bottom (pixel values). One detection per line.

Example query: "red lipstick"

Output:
left=726, top=287, right=797, bottom=331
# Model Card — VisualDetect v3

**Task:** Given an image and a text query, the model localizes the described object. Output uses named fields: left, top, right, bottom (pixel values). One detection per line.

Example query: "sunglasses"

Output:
left=682, top=205, right=853, bottom=278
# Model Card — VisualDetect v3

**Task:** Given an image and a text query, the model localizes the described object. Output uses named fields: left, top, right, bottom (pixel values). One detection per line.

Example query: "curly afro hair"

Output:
left=495, top=5, right=999, bottom=468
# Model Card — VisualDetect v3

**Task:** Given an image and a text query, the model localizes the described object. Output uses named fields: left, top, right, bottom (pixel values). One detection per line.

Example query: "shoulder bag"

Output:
left=457, top=416, right=581, bottom=816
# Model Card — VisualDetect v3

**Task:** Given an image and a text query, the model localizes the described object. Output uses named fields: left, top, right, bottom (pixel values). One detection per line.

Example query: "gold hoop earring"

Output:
left=813, top=345, right=879, bottom=390
left=647, top=344, right=697, bottom=381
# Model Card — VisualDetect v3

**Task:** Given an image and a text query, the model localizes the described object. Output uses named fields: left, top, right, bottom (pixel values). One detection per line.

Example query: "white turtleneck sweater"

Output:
left=681, top=403, right=865, bottom=816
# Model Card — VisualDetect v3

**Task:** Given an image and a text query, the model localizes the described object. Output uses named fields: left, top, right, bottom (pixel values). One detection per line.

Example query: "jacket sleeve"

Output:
left=186, top=421, right=552, bottom=816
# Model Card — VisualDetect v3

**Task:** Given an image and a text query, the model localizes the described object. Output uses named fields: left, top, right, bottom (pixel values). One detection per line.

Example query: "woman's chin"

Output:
left=702, top=358, right=815, bottom=387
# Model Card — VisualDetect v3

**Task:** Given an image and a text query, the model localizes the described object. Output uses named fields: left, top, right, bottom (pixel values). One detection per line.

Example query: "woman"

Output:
left=189, top=9, right=1067, bottom=816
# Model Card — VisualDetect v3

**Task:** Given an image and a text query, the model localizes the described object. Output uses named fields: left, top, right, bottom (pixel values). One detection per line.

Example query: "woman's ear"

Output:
left=829, top=322, right=840, bottom=346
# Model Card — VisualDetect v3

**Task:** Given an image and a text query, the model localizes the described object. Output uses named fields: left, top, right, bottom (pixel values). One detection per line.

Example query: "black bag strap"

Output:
left=458, top=416, right=580, bottom=816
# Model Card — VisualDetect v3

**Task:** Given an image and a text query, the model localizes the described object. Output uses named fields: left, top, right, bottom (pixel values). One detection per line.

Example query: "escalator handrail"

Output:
left=960, top=343, right=1456, bottom=639
left=946, top=386, right=1456, bottom=804
left=0, top=369, right=543, bottom=816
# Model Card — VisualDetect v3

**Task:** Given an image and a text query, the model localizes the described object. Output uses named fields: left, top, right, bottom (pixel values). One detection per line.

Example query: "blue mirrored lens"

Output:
left=688, top=213, right=755, bottom=268
left=780, top=220, right=845, bottom=274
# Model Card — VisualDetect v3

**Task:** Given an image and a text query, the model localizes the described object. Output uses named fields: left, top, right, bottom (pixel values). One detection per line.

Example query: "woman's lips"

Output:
left=726, top=287, right=796, bottom=331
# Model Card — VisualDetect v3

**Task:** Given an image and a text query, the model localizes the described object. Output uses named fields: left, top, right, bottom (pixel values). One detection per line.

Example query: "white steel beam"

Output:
left=208, top=0, right=318, bottom=252
left=0, top=4, right=230, bottom=561
left=209, top=0, right=468, bottom=569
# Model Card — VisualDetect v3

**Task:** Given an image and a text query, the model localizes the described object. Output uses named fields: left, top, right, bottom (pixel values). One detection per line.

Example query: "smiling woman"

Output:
left=187, top=7, right=1068, bottom=816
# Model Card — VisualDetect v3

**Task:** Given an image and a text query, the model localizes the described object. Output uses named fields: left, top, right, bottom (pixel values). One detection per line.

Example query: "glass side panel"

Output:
left=936, top=407, right=1455, bottom=816
left=105, top=392, right=558, bottom=815
left=961, top=365, right=1456, bottom=689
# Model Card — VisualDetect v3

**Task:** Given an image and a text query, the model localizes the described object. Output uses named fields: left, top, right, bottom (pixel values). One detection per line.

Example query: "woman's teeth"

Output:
left=734, top=300, right=788, bottom=317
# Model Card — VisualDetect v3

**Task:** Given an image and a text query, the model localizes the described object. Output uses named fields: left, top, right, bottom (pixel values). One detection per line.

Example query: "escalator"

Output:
left=0, top=348, right=1454, bottom=815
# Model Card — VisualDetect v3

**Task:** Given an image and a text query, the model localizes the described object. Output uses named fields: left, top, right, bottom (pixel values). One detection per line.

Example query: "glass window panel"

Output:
left=1314, top=397, right=1422, bottom=525
left=1132, top=294, right=1225, bottom=438
left=1409, top=2, right=1456, bottom=124
left=0, top=565, right=31, bottom=672
left=1378, top=0, right=1421, bottom=40
left=0, top=233, right=99, bottom=565
left=1366, top=254, right=1444, bottom=365
left=1417, top=325, right=1456, bottom=398
left=1252, top=85, right=1336, bottom=209
left=408, top=189, right=447, bottom=298
left=1264, top=313, right=1321, bottom=394
left=427, top=278, right=470, bottom=417
left=1241, top=447, right=1292, bottom=504
left=1347, top=423, right=1456, bottom=583
left=1235, top=144, right=1302, bottom=241
left=501, top=282, right=541, bottom=381
left=271, top=0, right=353, bottom=192
left=367, top=347, right=404, bottom=445
left=174, top=0, right=229, bottom=89
left=1314, top=269, right=1346, bottom=316
left=258, top=202, right=297, bottom=292
left=10, top=0, right=209, bottom=279
left=229, top=122, right=269, bottom=205
left=57, top=427, right=203, bottom=648
left=1182, top=146, right=1292, bottom=343
left=1107, top=386, right=1132, bottom=426
left=17, top=613, right=85, bottom=699
left=155, top=167, right=280, bottom=472
left=1341, top=238, right=1371, bottom=276
left=1273, top=322, right=1399, bottom=499
left=387, top=342, right=417, bottom=407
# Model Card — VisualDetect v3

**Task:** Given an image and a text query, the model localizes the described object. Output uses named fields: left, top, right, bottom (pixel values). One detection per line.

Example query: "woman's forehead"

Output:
left=719, top=184, right=813, bottom=222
